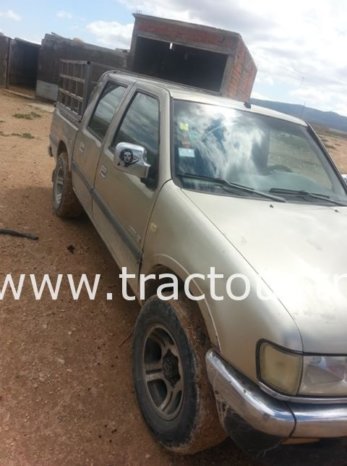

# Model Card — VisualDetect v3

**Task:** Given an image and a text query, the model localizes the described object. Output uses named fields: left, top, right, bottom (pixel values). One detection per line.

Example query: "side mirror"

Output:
left=113, top=142, right=150, bottom=179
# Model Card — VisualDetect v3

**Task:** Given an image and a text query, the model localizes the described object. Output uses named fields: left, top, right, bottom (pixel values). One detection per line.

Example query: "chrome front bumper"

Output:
left=206, top=350, right=347, bottom=439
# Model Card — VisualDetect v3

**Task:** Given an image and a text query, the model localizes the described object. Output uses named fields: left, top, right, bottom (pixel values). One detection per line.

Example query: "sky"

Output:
left=0, top=0, right=346, bottom=116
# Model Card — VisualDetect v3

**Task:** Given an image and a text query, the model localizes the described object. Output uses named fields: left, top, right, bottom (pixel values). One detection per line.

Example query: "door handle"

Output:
left=79, top=142, right=85, bottom=153
left=100, top=165, right=108, bottom=178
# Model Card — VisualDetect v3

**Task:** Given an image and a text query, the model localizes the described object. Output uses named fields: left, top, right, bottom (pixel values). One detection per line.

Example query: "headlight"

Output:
left=259, top=342, right=347, bottom=397
left=300, top=355, right=347, bottom=396
left=259, top=342, right=302, bottom=395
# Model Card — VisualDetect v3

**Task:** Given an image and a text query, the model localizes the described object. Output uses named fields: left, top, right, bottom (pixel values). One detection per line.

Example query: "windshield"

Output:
left=172, top=100, right=347, bottom=204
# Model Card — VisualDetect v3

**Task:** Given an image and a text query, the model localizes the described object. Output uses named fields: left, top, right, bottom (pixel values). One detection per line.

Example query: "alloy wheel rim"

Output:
left=142, top=325, right=184, bottom=421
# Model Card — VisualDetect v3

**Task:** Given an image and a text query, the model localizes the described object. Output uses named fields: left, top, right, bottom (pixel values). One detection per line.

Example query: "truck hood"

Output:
left=184, top=190, right=347, bottom=353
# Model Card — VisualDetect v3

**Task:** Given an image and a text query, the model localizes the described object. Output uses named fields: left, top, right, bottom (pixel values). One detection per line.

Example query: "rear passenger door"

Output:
left=93, top=90, right=161, bottom=289
left=72, top=81, right=127, bottom=214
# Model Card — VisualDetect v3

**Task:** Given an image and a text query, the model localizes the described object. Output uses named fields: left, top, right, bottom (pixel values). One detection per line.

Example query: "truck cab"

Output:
left=49, top=69, right=347, bottom=458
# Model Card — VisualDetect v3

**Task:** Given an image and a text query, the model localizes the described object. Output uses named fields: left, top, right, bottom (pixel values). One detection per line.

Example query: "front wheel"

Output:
left=52, top=152, right=82, bottom=218
left=132, top=295, right=226, bottom=454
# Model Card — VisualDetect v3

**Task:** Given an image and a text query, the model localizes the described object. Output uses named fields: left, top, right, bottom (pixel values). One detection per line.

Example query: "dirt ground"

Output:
left=315, top=126, right=347, bottom=173
left=1, top=89, right=347, bottom=466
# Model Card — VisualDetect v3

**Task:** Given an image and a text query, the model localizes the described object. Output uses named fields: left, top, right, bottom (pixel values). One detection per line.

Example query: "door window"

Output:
left=112, top=92, right=160, bottom=185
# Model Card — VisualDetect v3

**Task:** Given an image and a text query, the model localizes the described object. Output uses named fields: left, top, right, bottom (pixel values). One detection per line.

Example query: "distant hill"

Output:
left=250, top=98, right=347, bottom=133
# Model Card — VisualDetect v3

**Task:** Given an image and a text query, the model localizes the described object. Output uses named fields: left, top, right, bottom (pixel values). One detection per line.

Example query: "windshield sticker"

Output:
left=178, top=148, right=195, bottom=158
left=178, top=122, right=189, bottom=132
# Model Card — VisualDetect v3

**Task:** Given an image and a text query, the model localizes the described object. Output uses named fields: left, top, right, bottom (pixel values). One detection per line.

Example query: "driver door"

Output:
left=93, top=91, right=161, bottom=291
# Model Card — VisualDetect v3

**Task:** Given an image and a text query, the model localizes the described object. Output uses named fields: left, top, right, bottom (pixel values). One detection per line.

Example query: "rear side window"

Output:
left=88, top=82, right=126, bottom=140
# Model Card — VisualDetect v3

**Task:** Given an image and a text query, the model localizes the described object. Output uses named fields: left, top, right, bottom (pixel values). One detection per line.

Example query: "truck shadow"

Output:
left=261, top=439, right=347, bottom=466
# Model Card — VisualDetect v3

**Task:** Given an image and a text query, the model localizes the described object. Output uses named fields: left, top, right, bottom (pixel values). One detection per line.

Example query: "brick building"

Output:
left=129, top=14, right=257, bottom=101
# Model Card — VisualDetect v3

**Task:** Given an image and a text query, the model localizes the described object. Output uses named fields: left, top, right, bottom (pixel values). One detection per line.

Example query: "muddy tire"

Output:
left=132, top=294, right=226, bottom=454
left=52, top=152, right=82, bottom=218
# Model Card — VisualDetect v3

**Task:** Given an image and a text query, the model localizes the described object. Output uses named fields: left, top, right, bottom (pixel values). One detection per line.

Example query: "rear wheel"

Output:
left=52, top=152, right=82, bottom=218
left=132, top=294, right=226, bottom=454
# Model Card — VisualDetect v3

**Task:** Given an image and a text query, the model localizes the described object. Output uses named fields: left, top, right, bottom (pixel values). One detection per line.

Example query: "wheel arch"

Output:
left=141, top=257, right=220, bottom=349
left=57, top=140, right=67, bottom=156
left=56, top=140, right=74, bottom=171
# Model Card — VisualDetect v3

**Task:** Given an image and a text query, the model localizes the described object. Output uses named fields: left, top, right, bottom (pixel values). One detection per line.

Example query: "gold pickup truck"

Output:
left=49, top=70, right=347, bottom=458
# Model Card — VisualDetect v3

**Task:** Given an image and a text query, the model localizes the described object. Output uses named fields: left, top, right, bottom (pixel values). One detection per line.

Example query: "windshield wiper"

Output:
left=177, top=173, right=286, bottom=202
left=269, top=188, right=347, bottom=206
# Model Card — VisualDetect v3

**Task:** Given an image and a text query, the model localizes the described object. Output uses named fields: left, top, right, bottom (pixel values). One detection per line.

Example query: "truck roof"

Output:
left=107, top=70, right=307, bottom=127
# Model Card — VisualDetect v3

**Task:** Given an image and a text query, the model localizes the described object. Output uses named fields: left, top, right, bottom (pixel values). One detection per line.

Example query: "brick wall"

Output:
left=221, top=36, right=257, bottom=101
left=36, top=34, right=129, bottom=100
left=37, top=34, right=128, bottom=86
left=132, top=15, right=239, bottom=53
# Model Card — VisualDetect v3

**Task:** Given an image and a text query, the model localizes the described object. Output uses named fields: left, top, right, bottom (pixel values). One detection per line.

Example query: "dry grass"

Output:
left=0, top=130, right=35, bottom=139
left=13, top=111, right=42, bottom=120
